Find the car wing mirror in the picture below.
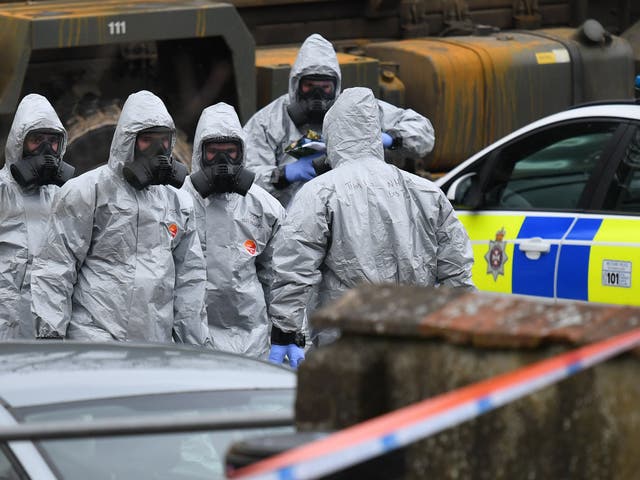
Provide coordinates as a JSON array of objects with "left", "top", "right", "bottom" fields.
[{"left": 446, "top": 172, "right": 481, "bottom": 208}]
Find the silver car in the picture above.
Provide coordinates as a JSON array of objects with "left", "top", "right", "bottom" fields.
[{"left": 0, "top": 341, "right": 295, "bottom": 479}]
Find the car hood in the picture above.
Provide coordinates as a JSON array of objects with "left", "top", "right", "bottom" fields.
[{"left": 0, "top": 342, "right": 295, "bottom": 407}]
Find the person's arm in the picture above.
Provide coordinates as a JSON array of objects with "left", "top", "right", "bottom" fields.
[
  {"left": 171, "top": 199, "right": 211, "bottom": 347},
  {"left": 255, "top": 201, "right": 286, "bottom": 306},
  {"left": 268, "top": 188, "right": 329, "bottom": 367},
  {"left": 31, "top": 181, "right": 94, "bottom": 338},
  {"left": 435, "top": 192, "right": 475, "bottom": 289},
  {"left": 378, "top": 99, "right": 435, "bottom": 158},
  {"left": 243, "top": 108, "right": 286, "bottom": 196},
  {"left": 182, "top": 179, "right": 207, "bottom": 256}
]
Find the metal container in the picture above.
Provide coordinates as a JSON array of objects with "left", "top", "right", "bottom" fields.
[
  {"left": 378, "top": 64, "right": 406, "bottom": 108},
  {"left": 535, "top": 27, "right": 635, "bottom": 103},
  {"left": 365, "top": 29, "right": 634, "bottom": 172}
]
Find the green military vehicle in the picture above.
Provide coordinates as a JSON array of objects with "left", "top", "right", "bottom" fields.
[
  {"left": 0, "top": 0, "right": 638, "bottom": 174},
  {"left": 0, "top": 0, "right": 255, "bottom": 173}
]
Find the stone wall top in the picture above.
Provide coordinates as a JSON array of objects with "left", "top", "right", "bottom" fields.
[{"left": 311, "top": 285, "right": 640, "bottom": 350}]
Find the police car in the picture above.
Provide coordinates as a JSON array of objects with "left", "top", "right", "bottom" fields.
[{"left": 436, "top": 101, "right": 640, "bottom": 306}]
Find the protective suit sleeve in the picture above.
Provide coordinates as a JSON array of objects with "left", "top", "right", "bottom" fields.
[
  {"left": 171, "top": 204, "right": 212, "bottom": 347},
  {"left": 256, "top": 204, "right": 285, "bottom": 306},
  {"left": 268, "top": 188, "right": 329, "bottom": 333},
  {"left": 31, "top": 183, "right": 94, "bottom": 338},
  {"left": 434, "top": 192, "right": 476, "bottom": 289},
  {"left": 243, "top": 111, "right": 283, "bottom": 196},
  {"left": 192, "top": 188, "right": 208, "bottom": 257},
  {"left": 377, "top": 99, "right": 435, "bottom": 158}
]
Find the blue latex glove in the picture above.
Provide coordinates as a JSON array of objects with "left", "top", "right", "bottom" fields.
[
  {"left": 284, "top": 154, "right": 322, "bottom": 183},
  {"left": 382, "top": 132, "right": 394, "bottom": 149},
  {"left": 268, "top": 344, "right": 305, "bottom": 369}
]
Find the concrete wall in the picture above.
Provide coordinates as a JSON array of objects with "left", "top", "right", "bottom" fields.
[{"left": 296, "top": 285, "right": 640, "bottom": 479}]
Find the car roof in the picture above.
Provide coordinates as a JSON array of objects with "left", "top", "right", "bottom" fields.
[
  {"left": 436, "top": 103, "right": 640, "bottom": 186},
  {"left": 0, "top": 341, "right": 295, "bottom": 408}
]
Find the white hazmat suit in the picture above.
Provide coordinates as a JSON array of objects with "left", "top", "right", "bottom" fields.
[
  {"left": 243, "top": 33, "right": 435, "bottom": 207},
  {"left": 268, "top": 87, "right": 474, "bottom": 341},
  {"left": 183, "top": 103, "right": 285, "bottom": 358},
  {"left": 31, "top": 91, "right": 210, "bottom": 345},
  {"left": 0, "top": 94, "right": 67, "bottom": 339}
]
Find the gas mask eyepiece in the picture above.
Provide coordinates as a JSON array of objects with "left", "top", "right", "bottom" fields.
[
  {"left": 11, "top": 129, "right": 74, "bottom": 188},
  {"left": 190, "top": 138, "right": 254, "bottom": 198},
  {"left": 123, "top": 127, "right": 187, "bottom": 190}
]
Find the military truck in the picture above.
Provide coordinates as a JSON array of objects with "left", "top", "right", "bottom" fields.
[{"left": 0, "top": 0, "right": 638, "bottom": 174}]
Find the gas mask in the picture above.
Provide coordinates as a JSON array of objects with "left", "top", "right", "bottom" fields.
[
  {"left": 287, "top": 75, "right": 337, "bottom": 129},
  {"left": 190, "top": 140, "right": 255, "bottom": 198},
  {"left": 123, "top": 128, "right": 187, "bottom": 190},
  {"left": 11, "top": 131, "right": 74, "bottom": 188}
]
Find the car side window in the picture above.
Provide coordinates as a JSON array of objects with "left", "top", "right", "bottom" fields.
[
  {"left": 0, "top": 446, "right": 24, "bottom": 480},
  {"left": 603, "top": 127, "right": 640, "bottom": 213},
  {"left": 482, "top": 122, "right": 619, "bottom": 210}
]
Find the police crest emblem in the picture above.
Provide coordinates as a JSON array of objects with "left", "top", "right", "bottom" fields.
[{"left": 484, "top": 227, "right": 508, "bottom": 281}]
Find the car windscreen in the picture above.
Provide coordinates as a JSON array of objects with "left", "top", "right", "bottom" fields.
[{"left": 13, "top": 389, "right": 294, "bottom": 480}]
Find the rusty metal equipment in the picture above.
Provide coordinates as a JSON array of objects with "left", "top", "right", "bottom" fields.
[
  {"left": 0, "top": 0, "right": 639, "bottom": 175},
  {"left": 0, "top": 0, "right": 255, "bottom": 173},
  {"left": 364, "top": 27, "right": 634, "bottom": 171},
  {"left": 378, "top": 62, "right": 406, "bottom": 108}
]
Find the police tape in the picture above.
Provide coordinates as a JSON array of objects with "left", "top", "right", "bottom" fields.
[{"left": 229, "top": 327, "right": 640, "bottom": 480}]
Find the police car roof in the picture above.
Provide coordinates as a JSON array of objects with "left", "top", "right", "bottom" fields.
[{"left": 437, "top": 103, "right": 640, "bottom": 186}]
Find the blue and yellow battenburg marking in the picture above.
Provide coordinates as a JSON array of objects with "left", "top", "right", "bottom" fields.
[
  {"left": 457, "top": 212, "right": 525, "bottom": 294},
  {"left": 457, "top": 212, "right": 640, "bottom": 306},
  {"left": 589, "top": 217, "right": 640, "bottom": 305}
]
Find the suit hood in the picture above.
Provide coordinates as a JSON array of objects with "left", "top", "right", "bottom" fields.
[
  {"left": 191, "top": 102, "right": 245, "bottom": 174},
  {"left": 108, "top": 90, "right": 175, "bottom": 172},
  {"left": 288, "top": 34, "right": 342, "bottom": 105},
  {"left": 323, "top": 87, "right": 383, "bottom": 168},
  {"left": 3, "top": 94, "right": 67, "bottom": 170}
]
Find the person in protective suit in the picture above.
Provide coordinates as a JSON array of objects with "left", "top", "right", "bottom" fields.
[
  {"left": 31, "top": 90, "right": 210, "bottom": 345},
  {"left": 243, "top": 33, "right": 435, "bottom": 207},
  {"left": 0, "top": 94, "right": 74, "bottom": 339},
  {"left": 183, "top": 103, "right": 285, "bottom": 359},
  {"left": 267, "top": 87, "right": 474, "bottom": 361}
]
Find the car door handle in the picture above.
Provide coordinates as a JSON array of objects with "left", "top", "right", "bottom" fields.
[{"left": 519, "top": 237, "right": 551, "bottom": 260}]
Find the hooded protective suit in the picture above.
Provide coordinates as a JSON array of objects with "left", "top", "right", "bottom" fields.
[
  {"left": 31, "top": 90, "right": 210, "bottom": 345},
  {"left": 243, "top": 33, "right": 435, "bottom": 206},
  {"left": 0, "top": 94, "right": 67, "bottom": 339},
  {"left": 268, "top": 87, "right": 474, "bottom": 337},
  {"left": 183, "top": 103, "right": 284, "bottom": 358}
]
